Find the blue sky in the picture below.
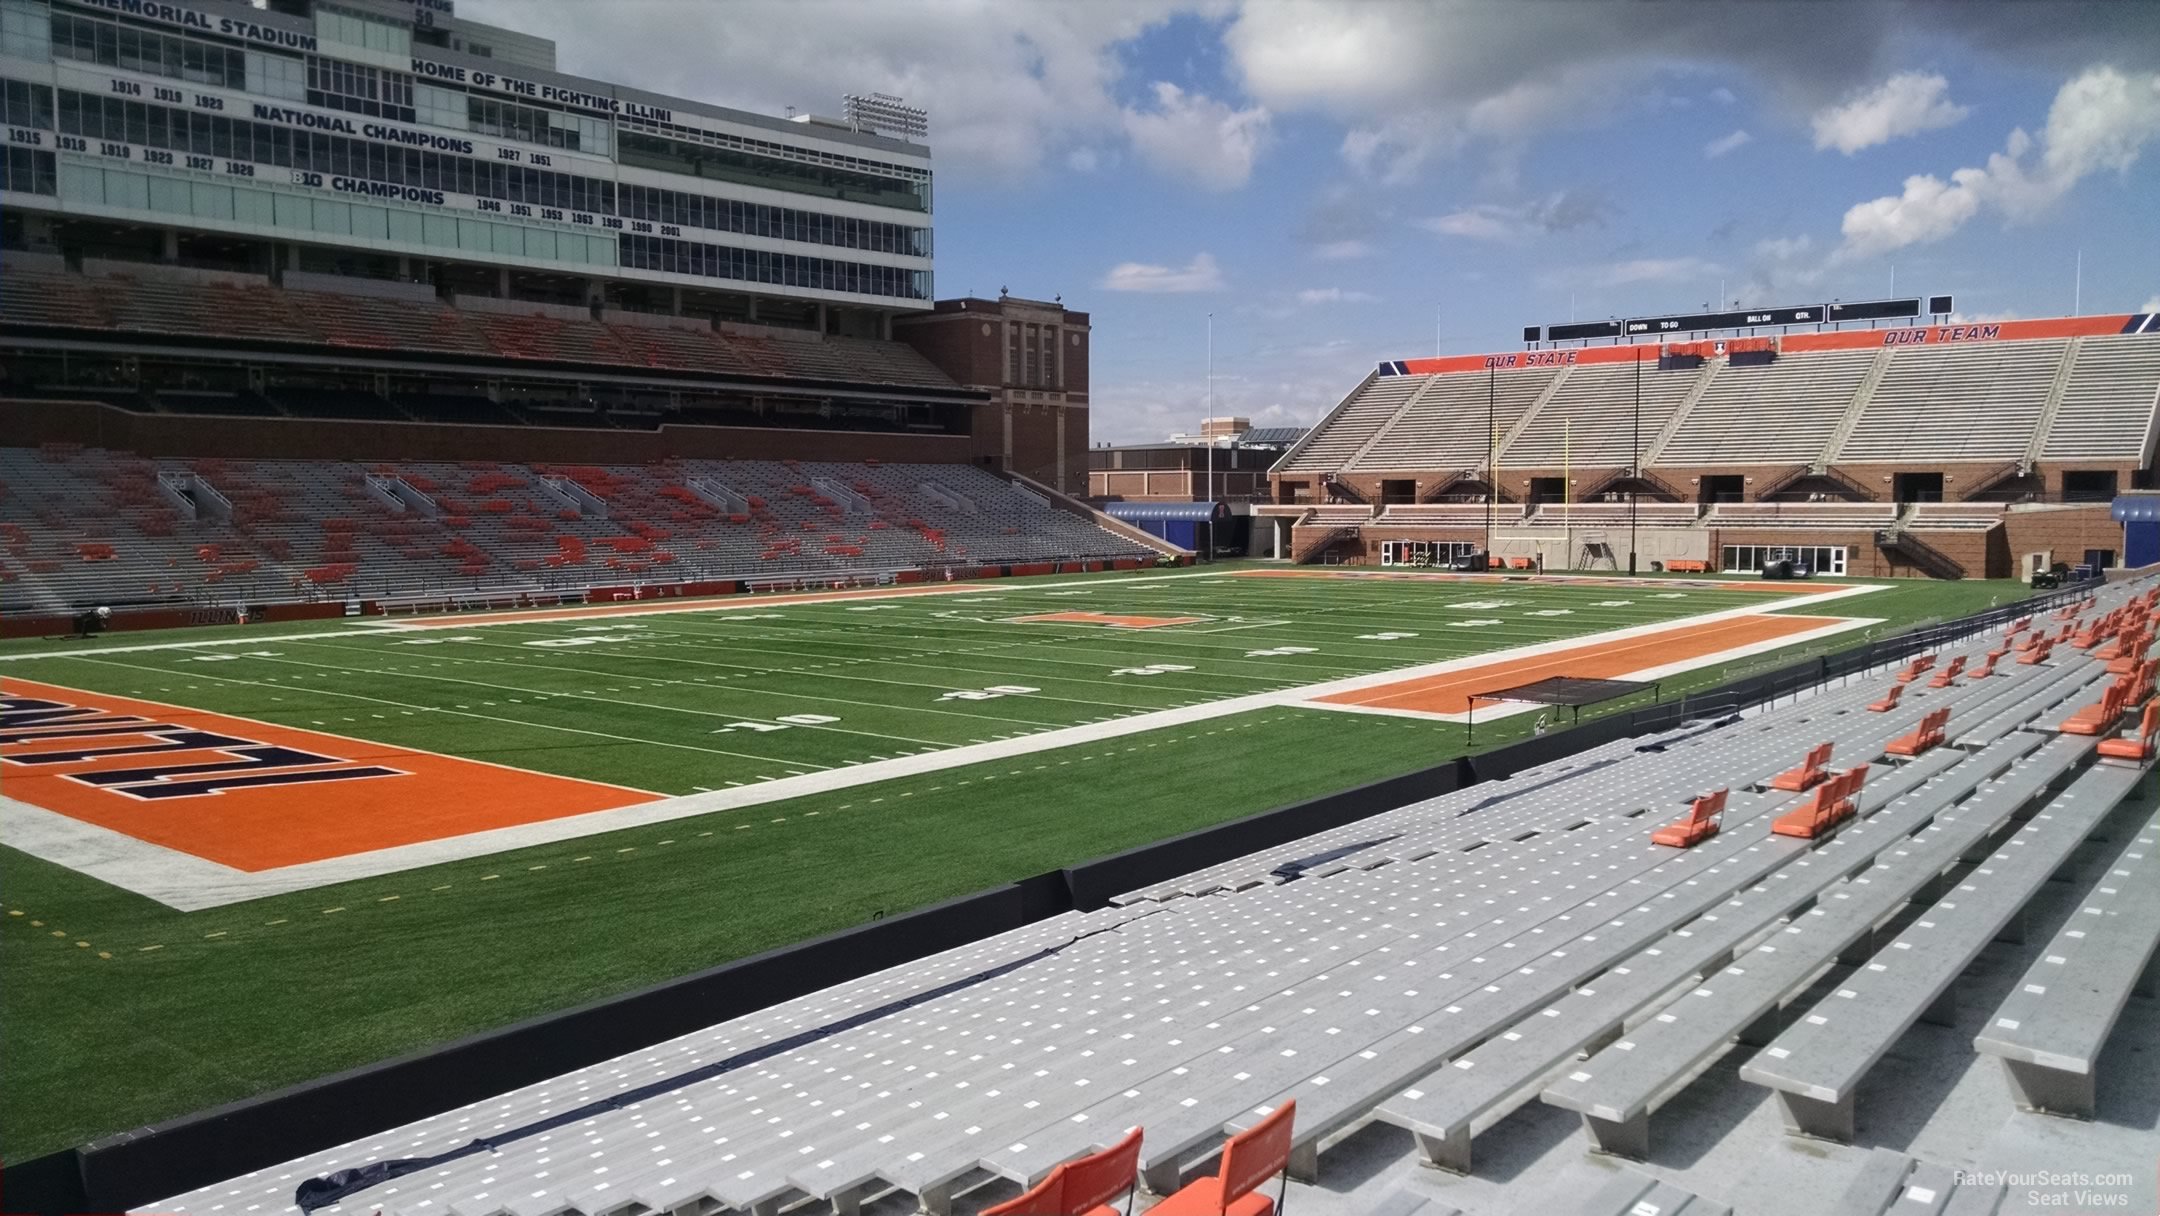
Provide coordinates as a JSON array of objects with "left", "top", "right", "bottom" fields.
[{"left": 467, "top": 1, "right": 2160, "bottom": 443}]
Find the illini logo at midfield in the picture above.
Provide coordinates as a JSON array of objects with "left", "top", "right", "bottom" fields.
[{"left": 0, "top": 695, "right": 407, "bottom": 800}]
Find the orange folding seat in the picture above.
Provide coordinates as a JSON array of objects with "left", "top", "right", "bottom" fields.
[
  {"left": 1894, "top": 654, "right": 1937, "bottom": 684},
  {"left": 2017, "top": 640, "right": 2053, "bottom": 666},
  {"left": 1144, "top": 1102, "right": 1294, "bottom": 1216},
  {"left": 1866, "top": 682, "right": 1905, "bottom": 714},
  {"left": 2098, "top": 703, "right": 2160, "bottom": 763},
  {"left": 1926, "top": 656, "right": 1967, "bottom": 689},
  {"left": 1886, "top": 708, "right": 1952, "bottom": 757},
  {"left": 2059, "top": 684, "right": 2127, "bottom": 736},
  {"left": 1653, "top": 788, "right": 1728, "bottom": 847},
  {"left": 1772, "top": 765, "right": 1868, "bottom": 839},
  {"left": 1769, "top": 743, "right": 1833, "bottom": 792},
  {"left": 985, "top": 1128, "right": 1144, "bottom": 1216}
]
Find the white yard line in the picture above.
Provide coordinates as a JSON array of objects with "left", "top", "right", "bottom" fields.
[{"left": 2, "top": 587, "right": 1883, "bottom": 910}]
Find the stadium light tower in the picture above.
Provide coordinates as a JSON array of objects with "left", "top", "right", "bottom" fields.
[{"left": 842, "top": 93, "right": 928, "bottom": 141}]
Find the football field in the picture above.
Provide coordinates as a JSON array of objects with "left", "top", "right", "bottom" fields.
[{"left": 0, "top": 566, "right": 2023, "bottom": 1158}]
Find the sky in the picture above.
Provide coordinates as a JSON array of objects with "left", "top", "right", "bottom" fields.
[{"left": 461, "top": 0, "right": 2160, "bottom": 444}]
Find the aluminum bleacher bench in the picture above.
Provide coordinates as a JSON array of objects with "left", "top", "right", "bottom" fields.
[
  {"left": 1834, "top": 1147, "right": 2006, "bottom": 1216},
  {"left": 972, "top": 784, "right": 1825, "bottom": 1200},
  {"left": 1366, "top": 1191, "right": 1458, "bottom": 1216},
  {"left": 1372, "top": 743, "right": 1996, "bottom": 1173},
  {"left": 1736, "top": 753, "right": 2138, "bottom": 1142},
  {"left": 1221, "top": 732, "right": 2011, "bottom": 1182},
  {"left": 1203, "top": 800, "right": 1815, "bottom": 1187},
  {"left": 831, "top": 805, "right": 1689, "bottom": 1210},
  {"left": 1972, "top": 805, "right": 2160, "bottom": 1118},
  {"left": 1539, "top": 735, "right": 2092, "bottom": 1159},
  {"left": 1544, "top": 1167, "right": 1729, "bottom": 1216}
]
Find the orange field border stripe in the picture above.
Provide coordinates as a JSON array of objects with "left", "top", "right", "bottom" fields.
[
  {"left": 1317, "top": 613, "right": 1844, "bottom": 715},
  {"left": 0, "top": 678, "right": 657, "bottom": 871}
]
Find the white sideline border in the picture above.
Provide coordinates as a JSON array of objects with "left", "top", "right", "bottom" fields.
[{"left": 0, "top": 582, "right": 1884, "bottom": 911}]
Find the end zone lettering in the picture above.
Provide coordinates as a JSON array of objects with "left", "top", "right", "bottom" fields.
[{"left": 0, "top": 695, "right": 406, "bottom": 800}]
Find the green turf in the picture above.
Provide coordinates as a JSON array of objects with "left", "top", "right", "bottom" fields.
[{"left": 0, "top": 568, "right": 2032, "bottom": 1158}]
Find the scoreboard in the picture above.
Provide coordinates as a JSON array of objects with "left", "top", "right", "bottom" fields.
[{"left": 1525, "top": 297, "right": 1952, "bottom": 343}]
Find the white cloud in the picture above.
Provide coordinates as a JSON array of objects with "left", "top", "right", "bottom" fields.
[
  {"left": 1423, "top": 206, "right": 1518, "bottom": 241},
  {"left": 1295, "top": 288, "right": 1377, "bottom": 305},
  {"left": 1710, "top": 86, "right": 1737, "bottom": 106},
  {"left": 1837, "top": 171, "right": 1986, "bottom": 256},
  {"left": 1099, "top": 253, "right": 1226, "bottom": 293},
  {"left": 2143, "top": 295, "right": 2160, "bottom": 313},
  {"left": 1596, "top": 257, "right": 1721, "bottom": 287},
  {"left": 1122, "top": 83, "right": 1273, "bottom": 190},
  {"left": 1703, "top": 128, "right": 1753, "bottom": 158},
  {"left": 1066, "top": 147, "right": 1101, "bottom": 172},
  {"left": 1221, "top": 2, "right": 2159, "bottom": 183},
  {"left": 1811, "top": 72, "right": 1970, "bottom": 154},
  {"left": 1419, "top": 190, "right": 1609, "bottom": 242},
  {"left": 1555, "top": 257, "right": 1723, "bottom": 290},
  {"left": 1313, "top": 240, "right": 1375, "bottom": 260},
  {"left": 1837, "top": 66, "right": 2160, "bottom": 259},
  {"left": 1754, "top": 234, "right": 1814, "bottom": 260},
  {"left": 455, "top": 0, "right": 1187, "bottom": 182},
  {"left": 1949, "top": 310, "right": 2022, "bottom": 323}
]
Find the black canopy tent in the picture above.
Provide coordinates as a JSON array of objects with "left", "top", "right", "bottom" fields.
[{"left": 1466, "top": 675, "right": 1661, "bottom": 741}]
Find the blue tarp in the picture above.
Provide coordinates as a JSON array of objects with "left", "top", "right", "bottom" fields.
[{"left": 1104, "top": 501, "right": 1224, "bottom": 522}]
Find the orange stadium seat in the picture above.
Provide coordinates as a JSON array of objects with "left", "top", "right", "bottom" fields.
[
  {"left": 1866, "top": 683, "right": 1905, "bottom": 713},
  {"left": 2098, "top": 703, "right": 2160, "bottom": 763},
  {"left": 1772, "top": 765, "right": 1869, "bottom": 839},
  {"left": 1768, "top": 743, "right": 1833, "bottom": 792},
  {"left": 1652, "top": 789, "right": 1727, "bottom": 848},
  {"left": 2061, "top": 684, "right": 2129, "bottom": 736},
  {"left": 983, "top": 1128, "right": 1143, "bottom": 1216},
  {"left": 1143, "top": 1102, "right": 1294, "bottom": 1216},
  {"left": 1886, "top": 708, "right": 1952, "bottom": 757},
  {"left": 1926, "top": 656, "right": 1967, "bottom": 688},
  {"left": 1893, "top": 654, "right": 1937, "bottom": 684}
]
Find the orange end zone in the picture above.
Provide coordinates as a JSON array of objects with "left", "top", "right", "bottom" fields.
[
  {"left": 1317, "top": 613, "right": 1844, "bottom": 715},
  {"left": 1, "top": 678, "right": 657, "bottom": 871},
  {"left": 1007, "top": 611, "right": 1207, "bottom": 628}
]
